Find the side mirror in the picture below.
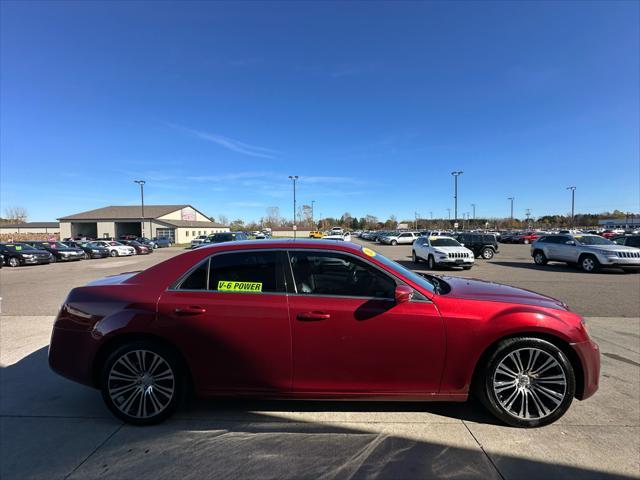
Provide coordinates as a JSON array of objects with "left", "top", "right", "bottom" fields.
[
  {"left": 460, "top": 243, "right": 465, "bottom": 247},
  {"left": 395, "top": 285, "right": 414, "bottom": 304}
]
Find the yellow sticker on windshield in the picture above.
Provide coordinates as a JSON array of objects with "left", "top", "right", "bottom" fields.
[
  {"left": 217, "top": 281, "right": 263, "bottom": 292},
  {"left": 429, "top": 237, "right": 437, "bottom": 240},
  {"left": 362, "top": 247, "right": 376, "bottom": 257},
  {"left": 15, "top": 246, "right": 22, "bottom": 250}
]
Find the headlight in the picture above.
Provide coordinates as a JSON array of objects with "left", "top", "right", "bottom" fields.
[
  {"left": 92, "top": 249, "right": 100, "bottom": 253},
  {"left": 22, "top": 254, "right": 35, "bottom": 259},
  {"left": 598, "top": 250, "right": 617, "bottom": 256}
]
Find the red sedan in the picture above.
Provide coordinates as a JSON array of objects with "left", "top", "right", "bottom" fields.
[{"left": 49, "top": 240, "right": 599, "bottom": 427}]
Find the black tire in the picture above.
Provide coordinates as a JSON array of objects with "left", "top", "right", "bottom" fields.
[
  {"left": 533, "top": 250, "right": 547, "bottom": 265},
  {"left": 477, "top": 337, "right": 575, "bottom": 428},
  {"left": 427, "top": 255, "right": 435, "bottom": 270},
  {"left": 8, "top": 257, "right": 20, "bottom": 267},
  {"left": 84, "top": 252, "right": 91, "bottom": 260},
  {"left": 49, "top": 255, "right": 57, "bottom": 264},
  {"left": 579, "top": 254, "right": 600, "bottom": 273},
  {"left": 412, "top": 250, "right": 420, "bottom": 263},
  {"left": 100, "top": 341, "right": 184, "bottom": 425},
  {"left": 391, "top": 240, "right": 397, "bottom": 246},
  {"left": 481, "top": 248, "right": 495, "bottom": 260},
  {"left": 462, "top": 266, "right": 472, "bottom": 270},
  {"left": 110, "top": 249, "right": 118, "bottom": 257}
]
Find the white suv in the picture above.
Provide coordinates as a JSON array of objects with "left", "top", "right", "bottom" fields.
[
  {"left": 412, "top": 236, "right": 474, "bottom": 270},
  {"left": 380, "top": 231, "right": 419, "bottom": 245}
]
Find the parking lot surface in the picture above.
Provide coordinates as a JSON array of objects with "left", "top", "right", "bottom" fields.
[{"left": 1, "top": 243, "right": 639, "bottom": 479}]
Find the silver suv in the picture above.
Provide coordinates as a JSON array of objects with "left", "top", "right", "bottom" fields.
[{"left": 531, "top": 234, "right": 640, "bottom": 273}]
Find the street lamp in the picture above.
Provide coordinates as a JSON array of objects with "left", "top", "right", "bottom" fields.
[
  {"left": 311, "top": 200, "right": 315, "bottom": 227},
  {"left": 567, "top": 186, "right": 576, "bottom": 227},
  {"left": 134, "top": 180, "right": 146, "bottom": 238},
  {"left": 451, "top": 171, "right": 463, "bottom": 225},
  {"left": 471, "top": 203, "right": 476, "bottom": 220},
  {"left": 508, "top": 197, "right": 514, "bottom": 226},
  {"left": 288, "top": 176, "right": 299, "bottom": 238},
  {"left": 447, "top": 208, "right": 451, "bottom": 220}
]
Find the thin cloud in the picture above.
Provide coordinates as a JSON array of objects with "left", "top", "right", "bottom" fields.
[{"left": 170, "top": 124, "right": 280, "bottom": 159}]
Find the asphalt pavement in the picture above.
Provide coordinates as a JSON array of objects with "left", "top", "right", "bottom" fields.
[{"left": 0, "top": 242, "right": 639, "bottom": 479}]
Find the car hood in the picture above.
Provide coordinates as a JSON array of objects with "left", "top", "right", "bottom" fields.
[
  {"left": 580, "top": 244, "right": 636, "bottom": 252},
  {"left": 433, "top": 246, "right": 472, "bottom": 253},
  {"left": 441, "top": 276, "right": 568, "bottom": 311}
]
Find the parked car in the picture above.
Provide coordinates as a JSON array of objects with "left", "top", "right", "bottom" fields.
[
  {"left": 135, "top": 237, "right": 157, "bottom": 249},
  {"left": 190, "top": 235, "right": 209, "bottom": 249},
  {"left": 120, "top": 240, "right": 152, "bottom": 255},
  {"left": 119, "top": 235, "right": 139, "bottom": 241},
  {"left": 0, "top": 242, "right": 52, "bottom": 267},
  {"left": 380, "top": 231, "right": 419, "bottom": 245},
  {"left": 453, "top": 233, "right": 499, "bottom": 259},
  {"left": 24, "top": 241, "right": 85, "bottom": 262},
  {"left": 64, "top": 241, "right": 110, "bottom": 259},
  {"left": 322, "top": 232, "right": 352, "bottom": 242},
  {"left": 151, "top": 237, "right": 173, "bottom": 248},
  {"left": 612, "top": 235, "right": 640, "bottom": 248},
  {"left": 531, "top": 234, "right": 640, "bottom": 272},
  {"left": 49, "top": 239, "right": 599, "bottom": 427},
  {"left": 195, "top": 232, "right": 249, "bottom": 248},
  {"left": 308, "top": 231, "right": 324, "bottom": 239},
  {"left": 330, "top": 227, "right": 343, "bottom": 235},
  {"left": 88, "top": 240, "right": 136, "bottom": 257},
  {"left": 600, "top": 230, "right": 623, "bottom": 239},
  {"left": 412, "top": 236, "right": 474, "bottom": 270},
  {"left": 518, "top": 231, "right": 543, "bottom": 245},
  {"left": 0, "top": 253, "right": 3, "bottom": 268}
]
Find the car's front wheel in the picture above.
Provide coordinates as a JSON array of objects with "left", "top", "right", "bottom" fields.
[
  {"left": 412, "top": 250, "right": 420, "bottom": 263},
  {"left": 110, "top": 250, "right": 118, "bottom": 257},
  {"left": 8, "top": 257, "right": 20, "bottom": 267},
  {"left": 579, "top": 255, "right": 600, "bottom": 273},
  {"left": 478, "top": 337, "right": 575, "bottom": 427},
  {"left": 427, "top": 255, "right": 435, "bottom": 270},
  {"left": 101, "top": 342, "right": 183, "bottom": 425},
  {"left": 391, "top": 240, "right": 397, "bottom": 246}
]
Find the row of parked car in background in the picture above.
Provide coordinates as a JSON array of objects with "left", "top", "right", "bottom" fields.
[
  {"left": 0, "top": 236, "right": 173, "bottom": 268},
  {"left": 355, "top": 228, "right": 640, "bottom": 273}
]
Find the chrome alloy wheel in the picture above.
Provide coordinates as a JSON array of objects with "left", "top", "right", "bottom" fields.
[
  {"left": 492, "top": 348, "right": 567, "bottom": 420},
  {"left": 107, "top": 350, "right": 175, "bottom": 420},
  {"left": 582, "top": 257, "right": 596, "bottom": 272}
]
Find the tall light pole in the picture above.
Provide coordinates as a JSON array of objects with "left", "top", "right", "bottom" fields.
[
  {"left": 134, "top": 180, "right": 146, "bottom": 238},
  {"left": 451, "top": 171, "right": 463, "bottom": 225},
  {"left": 471, "top": 203, "right": 476, "bottom": 220},
  {"left": 508, "top": 197, "right": 514, "bottom": 226},
  {"left": 567, "top": 186, "right": 576, "bottom": 227},
  {"left": 288, "top": 176, "right": 298, "bottom": 238},
  {"left": 447, "top": 208, "right": 451, "bottom": 220},
  {"left": 311, "top": 200, "right": 315, "bottom": 227},
  {"left": 414, "top": 211, "right": 418, "bottom": 230}
]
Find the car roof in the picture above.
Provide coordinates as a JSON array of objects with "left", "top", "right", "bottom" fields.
[{"left": 196, "top": 238, "right": 363, "bottom": 253}]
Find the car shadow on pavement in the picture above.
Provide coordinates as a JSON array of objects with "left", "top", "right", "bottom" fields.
[
  {"left": 2, "top": 350, "right": 637, "bottom": 479},
  {"left": 490, "top": 261, "right": 629, "bottom": 275}
]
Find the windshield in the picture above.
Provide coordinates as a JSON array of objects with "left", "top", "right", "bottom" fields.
[
  {"left": 2, "top": 243, "right": 38, "bottom": 252},
  {"left": 108, "top": 241, "right": 122, "bottom": 246},
  {"left": 575, "top": 235, "right": 613, "bottom": 246},
  {"left": 431, "top": 238, "right": 461, "bottom": 247},
  {"left": 54, "top": 242, "right": 69, "bottom": 249},
  {"left": 365, "top": 248, "right": 435, "bottom": 294}
]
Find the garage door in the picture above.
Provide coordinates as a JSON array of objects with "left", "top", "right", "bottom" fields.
[{"left": 156, "top": 228, "right": 175, "bottom": 242}]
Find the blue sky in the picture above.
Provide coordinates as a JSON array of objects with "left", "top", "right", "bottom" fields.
[{"left": 1, "top": 0, "right": 638, "bottom": 223}]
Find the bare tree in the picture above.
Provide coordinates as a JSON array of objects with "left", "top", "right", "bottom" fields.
[
  {"left": 264, "top": 206, "right": 281, "bottom": 227},
  {"left": 4, "top": 206, "right": 28, "bottom": 223},
  {"left": 217, "top": 214, "right": 229, "bottom": 226}
]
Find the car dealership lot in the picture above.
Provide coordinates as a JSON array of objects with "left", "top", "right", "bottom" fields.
[{"left": 1, "top": 243, "right": 639, "bottom": 479}]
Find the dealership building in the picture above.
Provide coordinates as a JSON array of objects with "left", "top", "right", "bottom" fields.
[{"left": 58, "top": 205, "right": 228, "bottom": 243}]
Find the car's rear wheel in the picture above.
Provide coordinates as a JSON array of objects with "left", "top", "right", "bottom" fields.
[
  {"left": 524, "top": 239, "right": 530, "bottom": 244},
  {"left": 110, "top": 250, "right": 118, "bottom": 257},
  {"left": 8, "top": 257, "right": 20, "bottom": 267},
  {"left": 101, "top": 342, "right": 183, "bottom": 425},
  {"left": 533, "top": 250, "right": 547, "bottom": 265},
  {"left": 481, "top": 248, "right": 494, "bottom": 260},
  {"left": 391, "top": 240, "right": 397, "bottom": 246},
  {"left": 478, "top": 337, "right": 575, "bottom": 428},
  {"left": 427, "top": 255, "right": 435, "bottom": 270},
  {"left": 579, "top": 255, "right": 599, "bottom": 273}
]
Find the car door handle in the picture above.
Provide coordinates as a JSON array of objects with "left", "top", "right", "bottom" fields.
[
  {"left": 174, "top": 306, "right": 207, "bottom": 315},
  {"left": 297, "top": 311, "right": 331, "bottom": 321}
]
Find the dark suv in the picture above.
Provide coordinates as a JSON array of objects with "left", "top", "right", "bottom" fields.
[{"left": 454, "top": 233, "right": 499, "bottom": 259}]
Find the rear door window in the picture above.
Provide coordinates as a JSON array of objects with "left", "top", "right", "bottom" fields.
[{"left": 209, "top": 251, "right": 285, "bottom": 293}]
